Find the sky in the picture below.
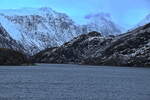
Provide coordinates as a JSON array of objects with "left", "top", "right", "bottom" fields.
[{"left": 0, "top": 0, "right": 150, "bottom": 29}]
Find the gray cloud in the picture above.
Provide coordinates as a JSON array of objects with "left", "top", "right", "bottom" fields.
[{"left": 85, "top": 13, "right": 111, "bottom": 19}]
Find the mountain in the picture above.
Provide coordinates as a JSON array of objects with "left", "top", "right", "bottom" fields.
[
  {"left": 0, "top": 8, "right": 122, "bottom": 55},
  {"left": 85, "top": 13, "right": 122, "bottom": 36},
  {"left": 0, "top": 8, "right": 86, "bottom": 55},
  {"left": 33, "top": 23, "right": 150, "bottom": 67},
  {"left": 32, "top": 31, "right": 114, "bottom": 64},
  {"left": 83, "top": 23, "right": 150, "bottom": 67}
]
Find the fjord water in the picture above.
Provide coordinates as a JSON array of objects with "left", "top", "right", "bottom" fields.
[{"left": 0, "top": 64, "right": 150, "bottom": 100}]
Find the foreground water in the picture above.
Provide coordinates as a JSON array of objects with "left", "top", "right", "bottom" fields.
[{"left": 0, "top": 64, "right": 150, "bottom": 100}]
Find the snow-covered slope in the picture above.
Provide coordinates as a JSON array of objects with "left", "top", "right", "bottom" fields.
[
  {"left": 0, "top": 23, "right": 25, "bottom": 52},
  {"left": 0, "top": 16, "right": 22, "bottom": 40},
  {"left": 85, "top": 13, "right": 122, "bottom": 36},
  {"left": 0, "top": 8, "right": 86, "bottom": 54},
  {"left": 0, "top": 8, "right": 122, "bottom": 55}
]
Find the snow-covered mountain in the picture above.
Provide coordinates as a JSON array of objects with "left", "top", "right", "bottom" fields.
[
  {"left": 33, "top": 23, "right": 150, "bottom": 67},
  {"left": 0, "top": 8, "right": 122, "bottom": 55},
  {"left": 85, "top": 13, "right": 122, "bottom": 36},
  {"left": 0, "top": 8, "right": 86, "bottom": 54}
]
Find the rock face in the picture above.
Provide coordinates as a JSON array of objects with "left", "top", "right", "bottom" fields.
[
  {"left": 0, "top": 48, "right": 30, "bottom": 65},
  {"left": 33, "top": 31, "right": 114, "bottom": 63},
  {"left": 0, "top": 8, "right": 122, "bottom": 55},
  {"left": 33, "top": 23, "right": 150, "bottom": 67}
]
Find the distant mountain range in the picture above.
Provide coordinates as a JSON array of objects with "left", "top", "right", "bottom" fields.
[
  {"left": 0, "top": 8, "right": 150, "bottom": 66},
  {"left": 0, "top": 7, "right": 122, "bottom": 55}
]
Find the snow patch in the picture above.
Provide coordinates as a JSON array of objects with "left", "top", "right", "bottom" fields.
[{"left": 0, "top": 16, "right": 22, "bottom": 40}]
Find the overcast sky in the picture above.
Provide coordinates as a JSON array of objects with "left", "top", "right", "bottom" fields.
[{"left": 0, "top": 0, "right": 150, "bottom": 29}]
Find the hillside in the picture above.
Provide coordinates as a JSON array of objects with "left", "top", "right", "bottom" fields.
[
  {"left": 0, "top": 48, "right": 30, "bottom": 65},
  {"left": 33, "top": 23, "right": 150, "bottom": 67}
]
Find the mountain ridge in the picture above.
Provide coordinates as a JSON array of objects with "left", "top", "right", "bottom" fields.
[
  {"left": 33, "top": 23, "right": 150, "bottom": 67},
  {"left": 0, "top": 7, "right": 122, "bottom": 55}
]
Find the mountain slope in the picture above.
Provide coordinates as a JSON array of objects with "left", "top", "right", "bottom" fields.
[
  {"left": 33, "top": 23, "right": 150, "bottom": 67},
  {"left": 0, "top": 48, "right": 30, "bottom": 65},
  {"left": 85, "top": 13, "right": 122, "bottom": 36},
  {"left": 0, "top": 8, "right": 87, "bottom": 54},
  {"left": 0, "top": 8, "right": 122, "bottom": 55},
  {"left": 32, "top": 31, "right": 114, "bottom": 63},
  {"left": 83, "top": 23, "right": 150, "bottom": 67},
  {"left": 0, "top": 23, "right": 30, "bottom": 65},
  {"left": 0, "top": 23, "right": 25, "bottom": 52}
]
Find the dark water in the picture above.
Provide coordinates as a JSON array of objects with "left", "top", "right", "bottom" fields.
[{"left": 0, "top": 64, "right": 150, "bottom": 100}]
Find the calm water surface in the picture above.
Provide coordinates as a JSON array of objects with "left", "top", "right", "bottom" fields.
[{"left": 0, "top": 64, "right": 150, "bottom": 100}]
